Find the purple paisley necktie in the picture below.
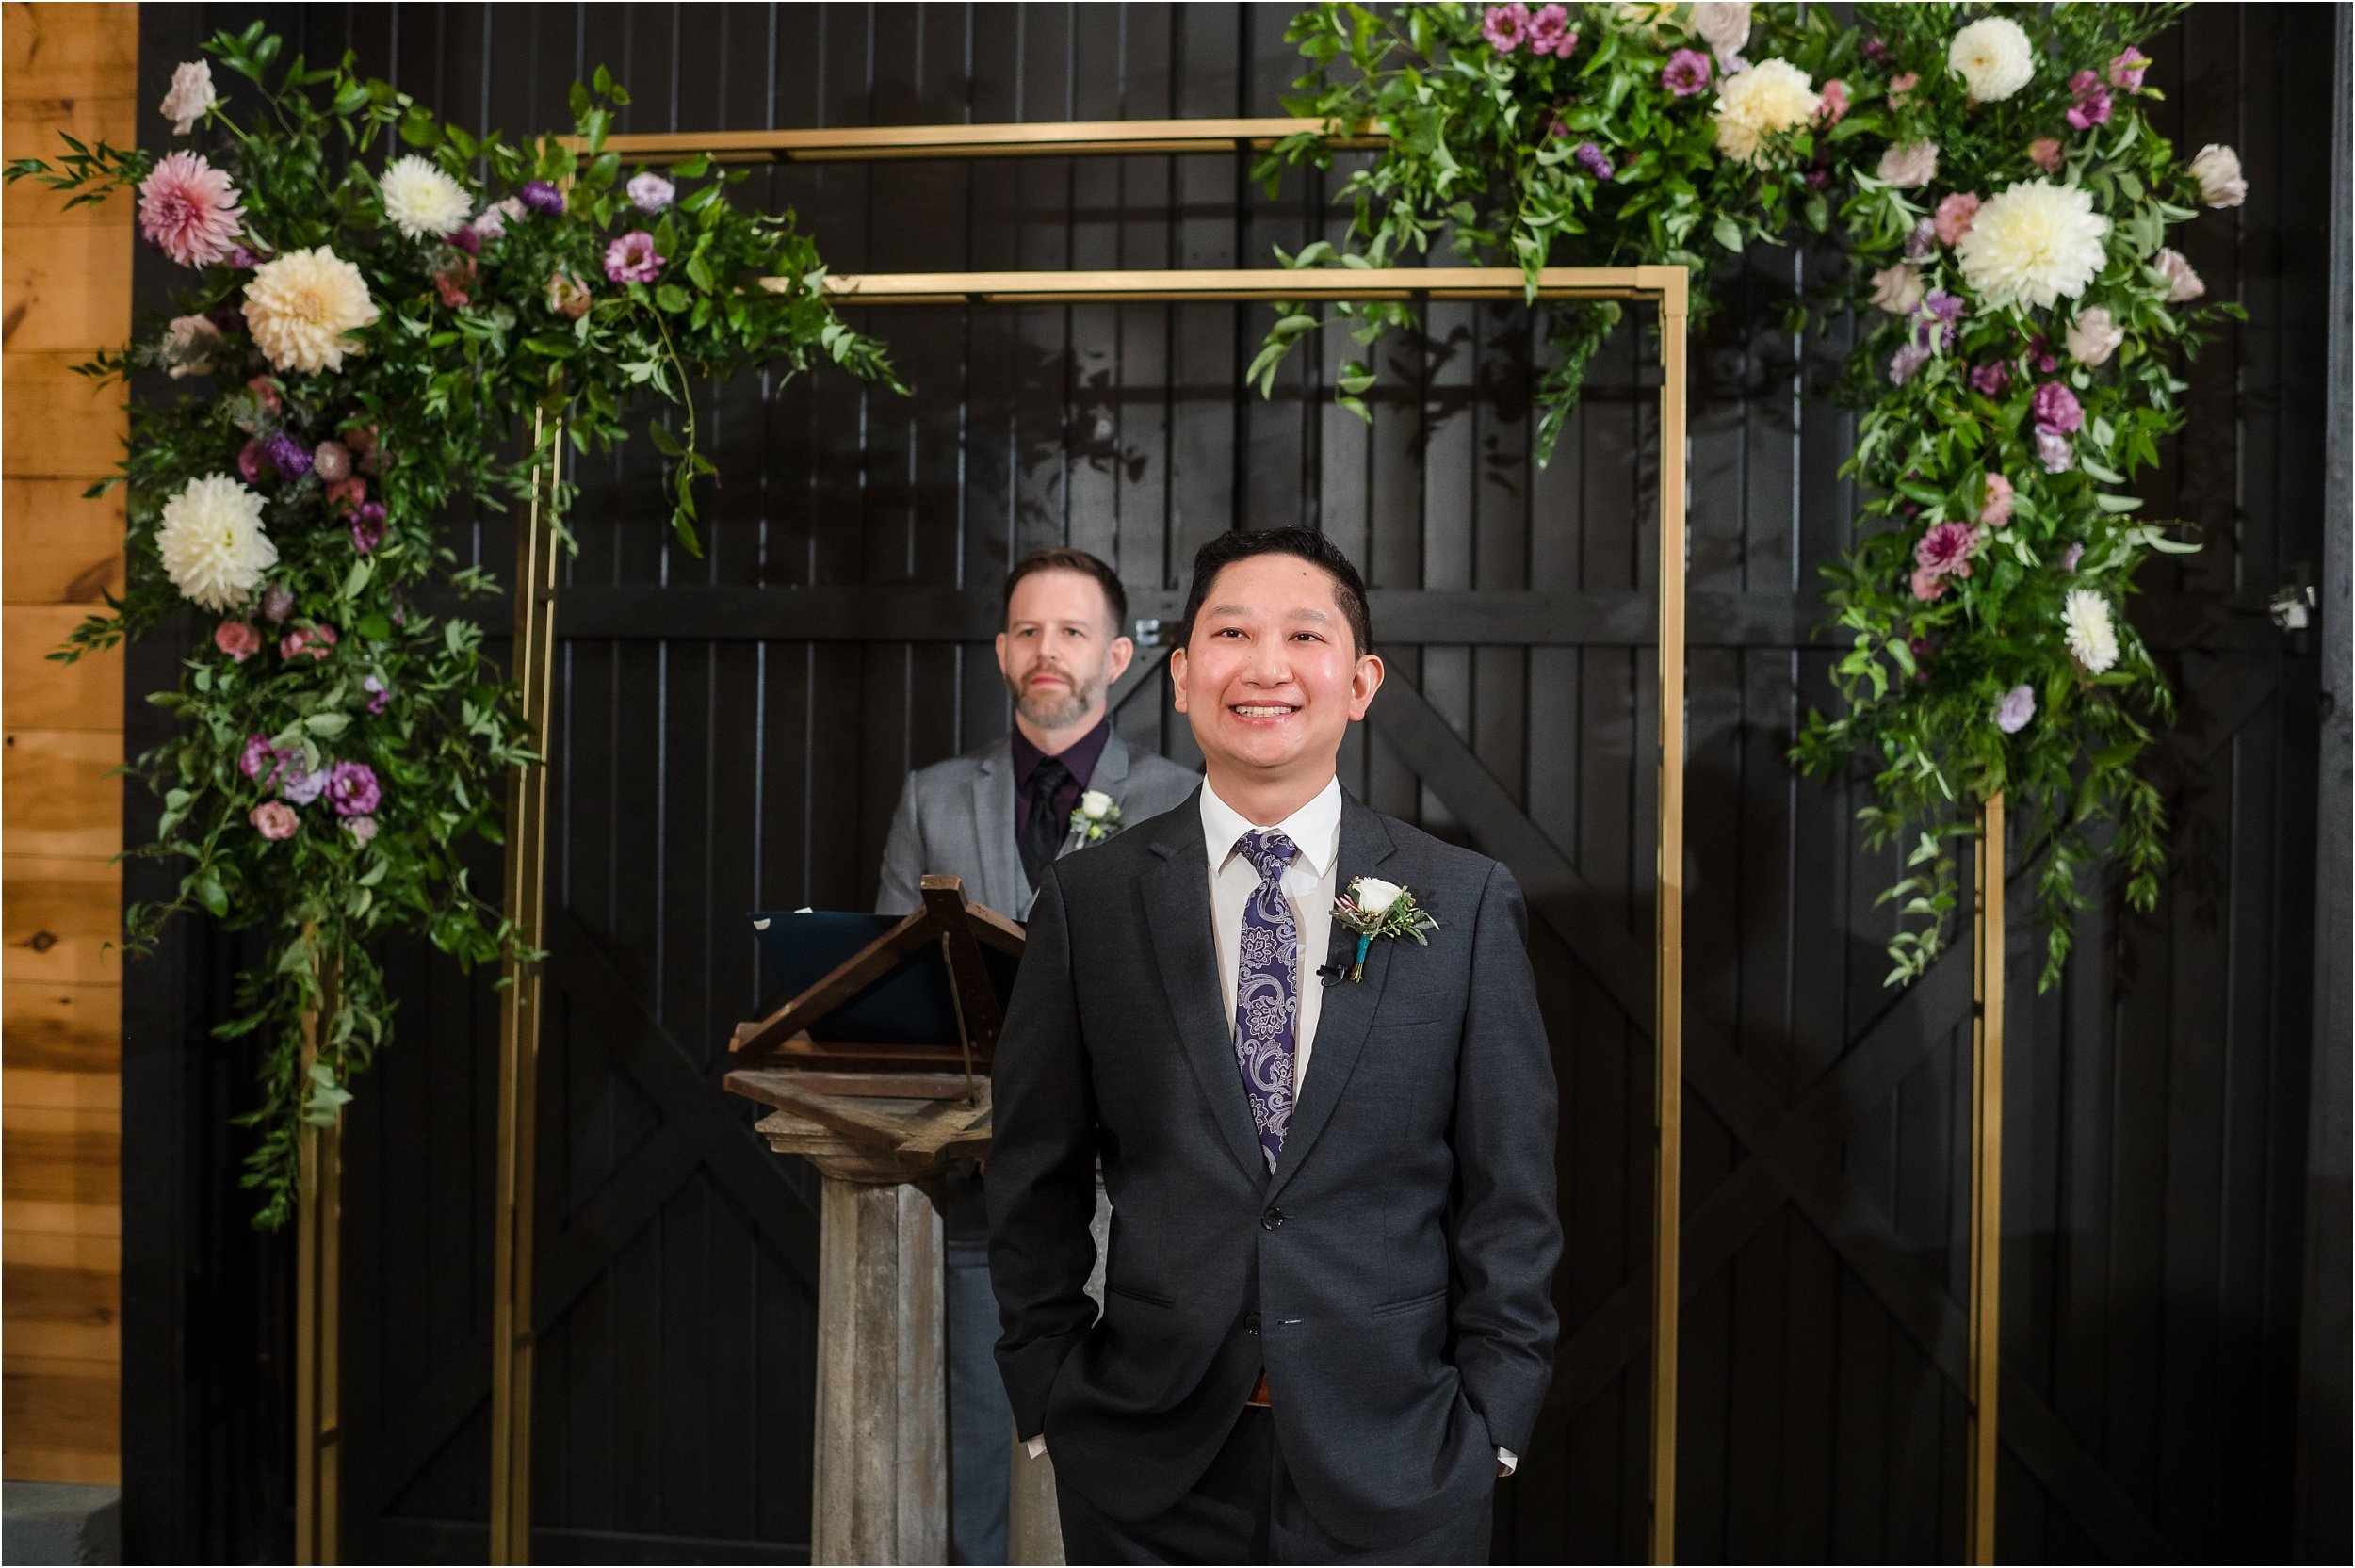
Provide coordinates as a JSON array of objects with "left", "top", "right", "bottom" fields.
[{"left": 1232, "top": 830, "right": 1301, "bottom": 1172}]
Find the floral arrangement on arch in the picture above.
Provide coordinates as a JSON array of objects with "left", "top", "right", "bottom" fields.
[
  {"left": 7, "top": 24, "right": 897, "bottom": 1223},
  {"left": 1254, "top": 2, "right": 2242, "bottom": 989}
]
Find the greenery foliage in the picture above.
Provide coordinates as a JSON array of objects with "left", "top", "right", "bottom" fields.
[
  {"left": 1255, "top": 1, "right": 2238, "bottom": 989},
  {"left": 7, "top": 24, "right": 896, "bottom": 1224}
]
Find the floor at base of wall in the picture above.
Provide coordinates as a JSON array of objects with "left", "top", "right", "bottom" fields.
[{"left": 3, "top": 1483, "right": 122, "bottom": 1566}]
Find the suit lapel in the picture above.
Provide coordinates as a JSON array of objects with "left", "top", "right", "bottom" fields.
[
  {"left": 1268, "top": 797, "right": 1399, "bottom": 1201},
  {"left": 969, "top": 740, "right": 1026, "bottom": 915},
  {"left": 1057, "top": 731, "right": 1132, "bottom": 859},
  {"left": 1141, "top": 804, "right": 1270, "bottom": 1188}
]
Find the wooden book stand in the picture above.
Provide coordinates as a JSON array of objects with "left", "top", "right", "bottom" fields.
[{"left": 723, "top": 873, "right": 1023, "bottom": 1177}]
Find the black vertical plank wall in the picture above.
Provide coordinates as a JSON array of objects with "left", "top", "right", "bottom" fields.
[{"left": 119, "top": 5, "right": 2337, "bottom": 1563}]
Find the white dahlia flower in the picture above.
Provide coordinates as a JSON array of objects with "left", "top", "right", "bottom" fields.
[
  {"left": 1956, "top": 179, "right": 2110, "bottom": 309},
  {"left": 2188, "top": 144, "right": 2247, "bottom": 208},
  {"left": 2062, "top": 588, "right": 2120, "bottom": 674},
  {"left": 243, "top": 247, "right": 381, "bottom": 373},
  {"left": 1713, "top": 58, "right": 1817, "bottom": 165},
  {"left": 380, "top": 154, "right": 473, "bottom": 240},
  {"left": 1947, "top": 16, "right": 2035, "bottom": 102},
  {"left": 156, "top": 475, "right": 277, "bottom": 610}
]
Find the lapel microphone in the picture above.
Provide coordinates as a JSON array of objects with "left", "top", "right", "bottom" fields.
[{"left": 1315, "top": 962, "right": 1345, "bottom": 987}]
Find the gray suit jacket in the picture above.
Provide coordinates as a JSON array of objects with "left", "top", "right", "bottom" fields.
[
  {"left": 874, "top": 729, "right": 1201, "bottom": 920},
  {"left": 985, "top": 789, "right": 1562, "bottom": 1546}
]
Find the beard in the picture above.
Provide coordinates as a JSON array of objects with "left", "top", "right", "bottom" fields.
[{"left": 1009, "top": 664, "right": 1102, "bottom": 730}]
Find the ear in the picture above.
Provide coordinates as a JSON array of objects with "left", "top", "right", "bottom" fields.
[
  {"left": 1346, "top": 652, "right": 1385, "bottom": 721},
  {"left": 1168, "top": 645, "right": 1191, "bottom": 714},
  {"left": 993, "top": 629, "right": 1011, "bottom": 675},
  {"left": 1106, "top": 634, "right": 1135, "bottom": 684}
]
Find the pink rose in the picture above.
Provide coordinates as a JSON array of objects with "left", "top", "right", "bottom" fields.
[
  {"left": 214, "top": 620, "right": 261, "bottom": 661},
  {"left": 250, "top": 800, "right": 299, "bottom": 840},
  {"left": 1933, "top": 192, "right": 1981, "bottom": 246},
  {"left": 1888, "top": 71, "right": 1919, "bottom": 106},
  {"left": 1910, "top": 566, "right": 1949, "bottom": 603},
  {"left": 2028, "top": 137, "right": 2064, "bottom": 174},
  {"left": 281, "top": 623, "right": 339, "bottom": 662},
  {"left": 1817, "top": 78, "right": 1849, "bottom": 124},
  {"left": 1979, "top": 473, "right": 2015, "bottom": 529}
]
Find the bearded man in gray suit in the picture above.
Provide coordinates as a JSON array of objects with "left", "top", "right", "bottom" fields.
[
  {"left": 875, "top": 546, "right": 1197, "bottom": 1562},
  {"left": 987, "top": 528, "right": 1562, "bottom": 1563}
]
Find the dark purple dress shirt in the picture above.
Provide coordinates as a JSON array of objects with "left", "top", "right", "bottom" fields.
[{"left": 1011, "top": 716, "right": 1111, "bottom": 838}]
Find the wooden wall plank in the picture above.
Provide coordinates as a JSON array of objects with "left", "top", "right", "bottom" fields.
[
  {"left": 1, "top": 351, "right": 124, "bottom": 476},
  {"left": 2, "top": 478, "right": 126, "bottom": 604},
  {"left": 3, "top": 729, "right": 124, "bottom": 857},
  {"left": 3, "top": 222, "right": 133, "bottom": 350},
  {"left": 1, "top": 606, "right": 120, "bottom": 730},
  {"left": 0, "top": 855, "right": 121, "bottom": 985},
  {"left": 2, "top": 3, "right": 138, "bottom": 97}
]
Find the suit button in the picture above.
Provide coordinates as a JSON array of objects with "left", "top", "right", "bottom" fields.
[
  {"left": 1244, "top": 1313, "right": 1262, "bottom": 1334},
  {"left": 1261, "top": 1208, "right": 1285, "bottom": 1230}
]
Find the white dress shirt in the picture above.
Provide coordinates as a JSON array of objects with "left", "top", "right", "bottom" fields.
[{"left": 1026, "top": 771, "right": 1514, "bottom": 1475}]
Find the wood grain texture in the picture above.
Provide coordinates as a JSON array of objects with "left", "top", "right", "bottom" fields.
[
  {"left": 3, "top": 221, "right": 132, "bottom": 350},
  {"left": 3, "top": 730, "right": 123, "bottom": 857},
  {"left": 2, "top": 1357, "right": 121, "bottom": 1483},
  {"left": 1, "top": 606, "right": 120, "bottom": 729},
  {"left": 3, "top": 92, "right": 136, "bottom": 232},
  {"left": 3, "top": 478, "right": 126, "bottom": 603}
]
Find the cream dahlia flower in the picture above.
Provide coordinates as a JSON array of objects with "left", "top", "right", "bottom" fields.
[
  {"left": 2188, "top": 143, "right": 2247, "bottom": 208},
  {"left": 1947, "top": 16, "right": 2035, "bottom": 102},
  {"left": 1713, "top": 59, "right": 1816, "bottom": 165},
  {"left": 156, "top": 475, "right": 277, "bottom": 610},
  {"left": 2062, "top": 588, "right": 2120, "bottom": 674},
  {"left": 1956, "top": 180, "right": 2110, "bottom": 309},
  {"left": 380, "top": 154, "right": 472, "bottom": 240},
  {"left": 243, "top": 247, "right": 380, "bottom": 373}
]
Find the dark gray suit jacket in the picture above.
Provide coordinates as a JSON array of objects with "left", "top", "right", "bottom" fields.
[
  {"left": 874, "top": 730, "right": 1200, "bottom": 920},
  {"left": 985, "top": 788, "right": 1562, "bottom": 1545}
]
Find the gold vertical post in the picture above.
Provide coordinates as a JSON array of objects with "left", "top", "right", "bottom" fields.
[
  {"left": 296, "top": 953, "right": 343, "bottom": 1565},
  {"left": 1966, "top": 792, "right": 2006, "bottom": 1563},
  {"left": 490, "top": 417, "right": 563, "bottom": 1565},
  {"left": 1646, "top": 266, "right": 1689, "bottom": 1568}
]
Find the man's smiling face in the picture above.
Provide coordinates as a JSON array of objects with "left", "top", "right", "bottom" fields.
[{"left": 1171, "top": 552, "right": 1381, "bottom": 787}]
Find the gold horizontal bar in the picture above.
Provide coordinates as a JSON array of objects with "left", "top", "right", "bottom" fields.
[
  {"left": 582, "top": 118, "right": 1381, "bottom": 164},
  {"left": 766, "top": 266, "right": 1681, "bottom": 305}
]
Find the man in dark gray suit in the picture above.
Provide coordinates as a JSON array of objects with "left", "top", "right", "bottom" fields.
[
  {"left": 987, "top": 527, "right": 1561, "bottom": 1562},
  {"left": 875, "top": 547, "right": 1197, "bottom": 1563}
]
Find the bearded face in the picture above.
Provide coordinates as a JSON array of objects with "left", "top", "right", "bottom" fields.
[{"left": 996, "top": 568, "right": 1131, "bottom": 736}]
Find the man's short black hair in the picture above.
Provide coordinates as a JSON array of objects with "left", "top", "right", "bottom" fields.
[
  {"left": 1179, "top": 526, "right": 1372, "bottom": 656},
  {"left": 1003, "top": 547, "right": 1129, "bottom": 637}
]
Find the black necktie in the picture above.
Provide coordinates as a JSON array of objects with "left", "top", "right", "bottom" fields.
[{"left": 1020, "top": 756, "right": 1073, "bottom": 887}]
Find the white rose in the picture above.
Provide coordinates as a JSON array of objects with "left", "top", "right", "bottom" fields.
[
  {"left": 1869, "top": 263, "right": 1925, "bottom": 315},
  {"left": 2066, "top": 305, "right": 2124, "bottom": 366},
  {"left": 1078, "top": 789, "right": 1114, "bottom": 819},
  {"left": 1877, "top": 140, "right": 1941, "bottom": 189},
  {"left": 160, "top": 60, "right": 219, "bottom": 137},
  {"left": 1352, "top": 877, "right": 1405, "bottom": 916},
  {"left": 2188, "top": 143, "right": 2247, "bottom": 208},
  {"left": 1947, "top": 17, "right": 2035, "bottom": 101},
  {"left": 2154, "top": 247, "right": 2205, "bottom": 303},
  {"left": 1691, "top": 1, "right": 1751, "bottom": 67}
]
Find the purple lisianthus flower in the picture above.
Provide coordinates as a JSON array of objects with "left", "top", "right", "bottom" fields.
[
  {"left": 240, "top": 733, "right": 284, "bottom": 784},
  {"left": 264, "top": 430, "right": 311, "bottom": 479},
  {"left": 519, "top": 180, "right": 565, "bottom": 216},
  {"left": 2108, "top": 47, "right": 2152, "bottom": 93},
  {"left": 344, "top": 814, "right": 379, "bottom": 846},
  {"left": 2067, "top": 71, "right": 2113, "bottom": 130},
  {"left": 363, "top": 674, "right": 393, "bottom": 715},
  {"left": 281, "top": 764, "right": 328, "bottom": 806},
  {"left": 236, "top": 439, "right": 268, "bottom": 484},
  {"left": 207, "top": 303, "right": 246, "bottom": 335},
  {"left": 2024, "top": 331, "right": 2060, "bottom": 375},
  {"left": 349, "top": 501, "right": 389, "bottom": 555},
  {"left": 1862, "top": 36, "right": 1890, "bottom": 64},
  {"left": 626, "top": 170, "right": 676, "bottom": 212},
  {"left": 1663, "top": 48, "right": 1713, "bottom": 97},
  {"left": 2062, "top": 542, "right": 2086, "bottom": 573},
  {"left": 1903, "top": 218, "right": 1937, "bottom": 262},
  {"left": 2031, "top": 380, "right": 2084, "bottom": 435},
  {"left": 1912, "top": 290, "right": 1966, "bottom": 349},
  {"left": 1970, "top": 361, "right": 2010, "bottom": 396},
  {"left": 447, "top": 224, "right": 480, "bottom": 256},
  {"left": 1994, "top": 684, "right": 2037, "bottom": 734},
  {"left": 603, "top": 229, "right": 665, "bottom": 284},
  {"left": 1574, "top": 141, "right": 1615, "bottom": 181},
  {"left": 325, "top": 760, "right": 382, "bottom": 816},
  {"left": 2037, "top": 428, "right": 2076, "bottom": 474},
  {"left": 225, "top": 244, "right": 262, "bottom": 269},
  {"left": 1889, "top": 341, "right": 1933, "bottom": 385}
]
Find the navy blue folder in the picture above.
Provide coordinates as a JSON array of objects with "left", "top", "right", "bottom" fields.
[{"left": 749, "top": 910, "right": 1021, "bottom": 1045}]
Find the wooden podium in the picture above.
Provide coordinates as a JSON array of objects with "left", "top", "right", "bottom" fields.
[{"left": 724, "top": 874, "right": 1061, "bottom": 1564}]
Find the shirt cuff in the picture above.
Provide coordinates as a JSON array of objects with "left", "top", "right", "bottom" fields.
[
  {"left": 1497, "top": 1447, "right": 1519, "bottom": 1475},
  {"left": 1025, "top": 1434, "right": 1048, "bottom": 1459}
]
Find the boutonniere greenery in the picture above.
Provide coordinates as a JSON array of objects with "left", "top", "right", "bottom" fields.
[
  {"left": 1068, "top": 788, "right": 1121, "bottom": 845},
  {"left": 1332, "top": 876, "right": 1438, "bottom": 982}
]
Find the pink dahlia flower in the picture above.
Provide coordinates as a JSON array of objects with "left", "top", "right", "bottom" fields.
[
  {"left": 1914, "top": 520, "right": 1981, "bottom": 580},
  {"left": 603, "top": 231, "right": 665, "bottom": 284},
  {"left": 138, "top": 151, "right": 245, "bottom": 268},
  {"left": 1481, "top": 2, "right": 1531, "bottom": 52}
]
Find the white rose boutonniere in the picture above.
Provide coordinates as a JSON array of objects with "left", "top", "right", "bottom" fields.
[
  {"left": 1068, "top": 789, "right": 1121, "bottom": 844},
  {"left": 1332, "top": 875, "right": 1438, "bottom": 981}
]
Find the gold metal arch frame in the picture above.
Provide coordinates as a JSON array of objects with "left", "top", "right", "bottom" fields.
[{"left": 478, "top": 119, "right": 1701, "bottom": 1568}]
